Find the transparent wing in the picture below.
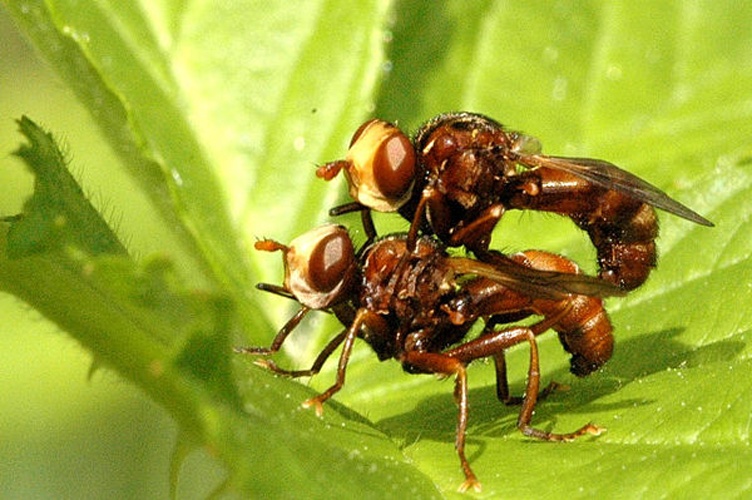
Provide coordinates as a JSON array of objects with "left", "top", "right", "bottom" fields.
[
  {"left": 519, "top": 154, "right": 714, "bottom": 226},
  {"left": 450, "top": 255, "right": 626, "bottom": 301}
]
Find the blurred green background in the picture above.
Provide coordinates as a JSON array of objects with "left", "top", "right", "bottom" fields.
[{"left": 0, "top": 8, "right": 225, "bottom": 498}]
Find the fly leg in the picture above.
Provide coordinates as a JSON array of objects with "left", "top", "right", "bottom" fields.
[
  {"left": 328, "top": 201, "right": 378, "bottom": 243},
  {"left": 253, "top": 331, "right": 348, "bottom": 378},
  {"left": 400, "top": 350, "right": 480, "bottom": 493},
  {"left": 235, "top": 306, "right": 310, "bottom": 356},
  {"left": 444, "top": 325, "right": 604, "bottom": 441},
  {"left": 301, "top": 309, "right": 378, "bottom": 416},
  {"left": 483, "top": 312, "right": 568, "bottom": 405},
  {"left": 235, "top": 305, "right": 350, "bottom": 378}
]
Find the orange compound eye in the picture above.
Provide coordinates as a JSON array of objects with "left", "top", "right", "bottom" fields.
[
  {"left": 371, "top": 131, "right": 416, "bottom": 200},
  {"left": 344, "top": 119, "right": 416, "bottom": 212},
  {"left": 284, "top": 225, "right": 356, "bottom": 309},
  {"left": 306, "top": 227, "right": 356, "bottom": 293}
]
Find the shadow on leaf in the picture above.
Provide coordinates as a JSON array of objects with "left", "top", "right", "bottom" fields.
[{"left": 373, "top": 327, "right": 745, "bottom": 446}]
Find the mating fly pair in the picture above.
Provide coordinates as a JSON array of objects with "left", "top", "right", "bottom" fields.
[{"left": 238, "top": 112, "right": 712, "bottom": 491}]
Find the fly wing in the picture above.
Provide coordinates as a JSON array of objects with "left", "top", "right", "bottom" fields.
[
  {"left": 450, "top": 255, "right": 626, "bottom": 301},
  {"left": 520, "top": 154, "right": 714, "bottom": 227}
]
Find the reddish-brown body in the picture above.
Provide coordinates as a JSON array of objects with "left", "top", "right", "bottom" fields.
[
  {"left": 448, "top": 250, "right": 614, "bottom": 377},
  {"left": 242, "top": 111, "right": 713, "bottom": 491},
  {"left": 238, "top": 226, "right": 616, "bottom": 491},
  {"left": 320, "top": 112, "right": 712, "bottom": 290}
]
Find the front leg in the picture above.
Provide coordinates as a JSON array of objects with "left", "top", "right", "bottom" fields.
[
  {"left": 253, "top": 331, "right": 348, "bottom": 379},
  {"left": 235, "top": 306, "right": 310, "bottom": 356},
  {"left": 236, "top": 305, "right": 351, "bottom": 380},
  {"left": 301, "top": 308, "right": 374, "bottom": 416},
  {"left": 329, "top": 201, "right": 378, "bottom": 243}
]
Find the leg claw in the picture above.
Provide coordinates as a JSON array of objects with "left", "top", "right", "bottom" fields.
[
  {"left": 458, "top": 477, "right": 482, "bottom": 493},
  {"left": 302, "top": 397, "right": 325, "bottom": 417}
]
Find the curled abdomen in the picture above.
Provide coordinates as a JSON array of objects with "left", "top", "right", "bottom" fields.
[{"left": 507, "top": 169, "right": 660, "bottom": 290}]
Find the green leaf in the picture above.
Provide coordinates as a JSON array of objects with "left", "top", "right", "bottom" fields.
[
  {"left": 0, "top": 118, "right": 438, "bottom": 497},
  {"left": 348, "top": 2, "right": 751, "bottom": 496},
  {"left": 7, "top": 116, "right": 127, "bottom": 257},
  {"left": 3, "top": 0, "right": 391, "bottom": 334},
  {"left": 3, "top": 0, "right": 752, "bottom": 497}
]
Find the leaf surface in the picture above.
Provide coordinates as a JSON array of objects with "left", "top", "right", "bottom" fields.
[{"left": 3, "top": 0, "right": 751, "bottom": 497}]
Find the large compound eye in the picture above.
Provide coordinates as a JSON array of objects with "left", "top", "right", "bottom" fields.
[
  {"left": 371, "top": 130, "right": 416, "bottom": 200},
  {"left": 284, "top": 225, "right": 355, "bottom": 309},
  {"left": 344, "top": 119, "right": 416, "bottom": 212},
  {"left": 307, "top": 227, "right": 355, "bottom": 292}
]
